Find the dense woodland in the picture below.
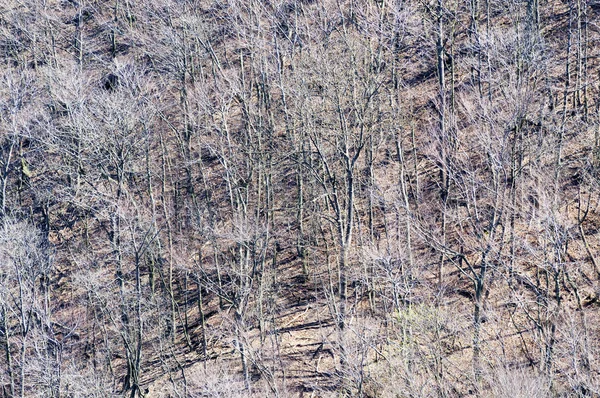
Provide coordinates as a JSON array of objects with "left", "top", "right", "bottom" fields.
[{"left": 1, "top": 0, "right": 600, "bottom": 396}]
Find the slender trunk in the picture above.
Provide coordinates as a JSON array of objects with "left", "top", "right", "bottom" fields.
[
  {"left": 0, "top": 142, "right": 14, "bottom": 218},
  {"left": 159, "top": 133, "right": 177, "bottom": 342},
  {"left": 1, "top": 305, "right": 15, "bottom": 398},
  {"left": 436, "top": 0, "right": 448, "bottom": 290}
]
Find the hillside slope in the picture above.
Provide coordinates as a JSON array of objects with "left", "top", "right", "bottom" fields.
[{"left": 1, "top": 0, "right": 600, "bottom": 396}]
